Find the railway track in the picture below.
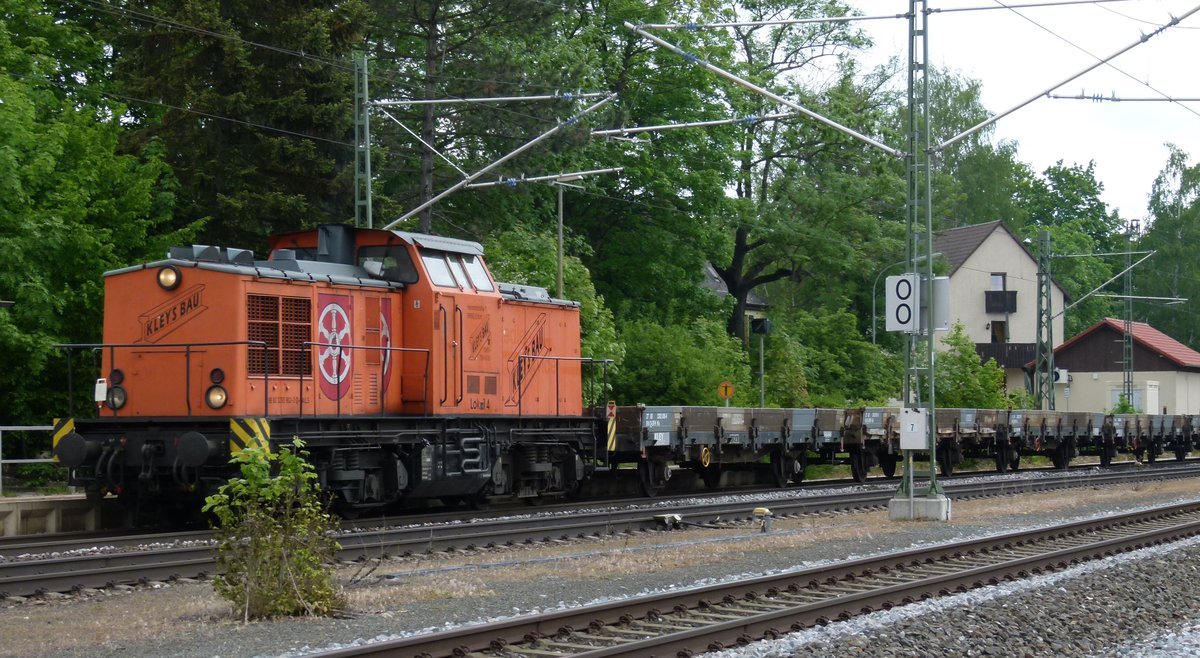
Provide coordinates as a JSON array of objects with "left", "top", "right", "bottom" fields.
[
  {"left": 309, "top": 500, "right": 1200, "bottom": 658},
  {"left": 1, "top": 464, "right": 1196, "bottom": 598}
]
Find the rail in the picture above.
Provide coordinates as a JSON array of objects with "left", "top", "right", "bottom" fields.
[{"left": 56, "top": 340, "right": 270, "bottom": 417}]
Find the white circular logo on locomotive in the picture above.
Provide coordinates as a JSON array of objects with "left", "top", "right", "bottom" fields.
[{"left": 318, "top": 302, "right": 352, "bottom": 386}]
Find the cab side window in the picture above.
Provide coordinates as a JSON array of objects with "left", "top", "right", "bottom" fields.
[
  {"left": 359, "top": 245, "right": 419, "bottom": 283},
  {"left": 418, "top": 249, "right": 496, "bottom": 292},
  {"left": 421, "top": 252, "right": 458, "bottom": 288}
]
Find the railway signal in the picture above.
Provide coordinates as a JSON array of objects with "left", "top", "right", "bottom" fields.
[{"left": 885, "top": 274, "right": 920, "bottom": 333}]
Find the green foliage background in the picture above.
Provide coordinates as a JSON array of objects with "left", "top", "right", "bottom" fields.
[{"left": 2, "top": 0, "right": 1172, "bottom": 441}]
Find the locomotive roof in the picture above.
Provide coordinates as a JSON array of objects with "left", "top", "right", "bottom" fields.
[
  {"left": 105, "top": 256, "right": 401, "bottom": 290},
  {"left": 389, "top": 231, "right": 484, "bottom": 256}
]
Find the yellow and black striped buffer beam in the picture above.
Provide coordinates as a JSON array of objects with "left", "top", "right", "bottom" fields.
[
  {"left": 230, "top": 418, "right": 272, "bottom": 455},
  {"left": 51, "top": 418, "right": 75, "bottom": 461}
]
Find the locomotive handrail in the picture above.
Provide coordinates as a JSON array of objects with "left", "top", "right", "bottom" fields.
[
  {"left": 438, "top": 305, "right": 448, "bottom": 405},
  {"left": 300, "top": 342, "right": 431, "bottom": 418},
  {"left": 517, "top": 354, "right": 606, "bottom": 417},
  {"left": 56, "top": 340, "right": 270, "bottom": 418},
  {"left": 455, "top": 306, "right": 464, "bottom": 405}
]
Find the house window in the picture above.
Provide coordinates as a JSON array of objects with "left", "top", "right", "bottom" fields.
[
  {"left": 991, "top": 320, "right": 1007, "bottom": 344},
  {"left": 990, "top": 273, "right": 1006, "bottom": 291}
]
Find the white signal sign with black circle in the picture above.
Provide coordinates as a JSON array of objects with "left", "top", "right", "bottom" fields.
[{"left": 885, "top": 274, "right": 921, "bottom": 333}]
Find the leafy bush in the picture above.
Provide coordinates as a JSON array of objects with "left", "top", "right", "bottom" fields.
[
  {"left": 8, "top": 463, "right": 66, "bottom": 490},
  {"left": 202, "top": 441, "right": 342, "bottom": 621}
]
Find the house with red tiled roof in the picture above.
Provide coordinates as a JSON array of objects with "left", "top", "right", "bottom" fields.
[
  {"left": 1048, "top": 318, "right": 1200, "bottom": 413},
  {"left": 933, "top": 221, "right": 1066, "bottom": 393}
]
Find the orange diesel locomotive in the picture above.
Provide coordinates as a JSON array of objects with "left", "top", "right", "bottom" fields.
[{"left": 53, "top": 224, "right": 596, "bottom": 517}]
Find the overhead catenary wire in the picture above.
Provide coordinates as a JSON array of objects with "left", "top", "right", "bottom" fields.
[
  {"left": 937, "top": 3, "right": 1200, "bottom": 152},
  {"left": 465, "top": 167, "right": 624, "bottom": 188},
  {"left": 591, "top": 113, "right": 797, "bottom": 137},
  {"left": 929, "top": 0, "right": 1132, "bottom": 14},
  {"left": 376, "top": 107, "right": 469, "bottom": 177},
  {"left": 637, "top": 12, "right": 908, "bottom": 30},
  {"left": 1050, "top": 93, "right": 1200, "bottom": 103},
  {"left": 622, "top": 21, "right": 904, "bottom": 158},
  {"left": 373, "top": 92, "right": 608, "bottom": 107},
  {"left": 382, "top": 94, "right": 616, "bottom": 230}
]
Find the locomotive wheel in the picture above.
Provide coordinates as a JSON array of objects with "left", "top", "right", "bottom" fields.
[
  {"left": 848, "top": 448, "right": 868, "bottom": 483},
  {"left": 880, "top": 454, "right": 898, "bottom": 479}
]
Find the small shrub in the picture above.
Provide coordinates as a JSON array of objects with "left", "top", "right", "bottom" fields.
[
  {"left": 202, "top": 440, "right": 342, "bottom": 621},
  {"left": 9, "top": 463, "right": 66, "bottom": 489}
]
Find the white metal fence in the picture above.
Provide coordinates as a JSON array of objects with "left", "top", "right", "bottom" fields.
[{"left": 0, "top": 425, "right": 57, "bottom": 497}]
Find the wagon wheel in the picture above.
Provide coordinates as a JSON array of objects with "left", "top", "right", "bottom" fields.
[
  {"left": 879, "top": 454, "right": 898, "bottom": 479},
  {"left": 848, "top": 447, "right": 869, "bottom": 483},
  {"left": 701, "top": 464, "right": 723, "bottom": 490},
  {"left": 770, "top": 449, "right": 789, "bottom": 488},
  {"left": 1051, "top": 444, "right": 1068, "bottom": 470},
  {"left": 790, "top": 451, "right": 808, "bottom": 485},
  {"left": 937, "top": 443, "right": 955, "bottom": 478},
  {"left": 637, "top": 459, "right": 665, "bottom": 498}
]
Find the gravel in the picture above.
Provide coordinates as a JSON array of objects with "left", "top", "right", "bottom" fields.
[{"left": 2, "top": 474, "right": 1200, "bottom": 658}]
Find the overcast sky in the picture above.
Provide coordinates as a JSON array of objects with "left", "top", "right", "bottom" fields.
[{"left": 846, "top": 0, "right": 1200, "bottom": 224}]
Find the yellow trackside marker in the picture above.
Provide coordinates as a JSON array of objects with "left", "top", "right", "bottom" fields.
[
  {"left": 52, "top": 418, "right": 75, "bottom": 461},
  {"left": 700, "top": 446, "right": 712, "bottom": 468},
  {"left": 606, "top": 401, "right": 617, "bottom": 452},
  {"left": 229, "top": 418, "right": 272, "bottom": 456}
]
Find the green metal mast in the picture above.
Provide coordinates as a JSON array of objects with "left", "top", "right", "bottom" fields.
[
  {"left": 1123, "top": 220, "right": 1137, "bottom": 405},
  {"left": 898, "top": 0, "right": 941, "bottom": 498},
  {"left": 353, "top": 54, "right": 373, "bottom": 229},
  {"left": 1034, "top": 230, "right": 1054, "bottom": 409}
]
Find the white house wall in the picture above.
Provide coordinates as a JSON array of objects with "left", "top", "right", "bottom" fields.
[
  {"left": 945, "top": 228, "right": 1064, "bottom": 347},
  {"left": 1049, "top": 370, "right": 1200, "bottom": 414}
]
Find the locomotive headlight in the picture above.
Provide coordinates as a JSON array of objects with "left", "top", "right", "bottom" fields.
[
  {"left": 205, "top": 385, "right": 228, "bottom": 409},
  {"left": 106, "top": 386, "right": 128, "bottom": 410},
  {"left": 157, "top": 265, "right": 181, "bottom": 290}
]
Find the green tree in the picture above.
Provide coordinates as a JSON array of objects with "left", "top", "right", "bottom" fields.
[
  {"left": 614, "top": 318, "right": 751, "bottom": 406},
  {"left": 203, "top": 442, "right": 342, "bottom": 621},
  {"left": 96, "top": 0, "right": 370, "bottom": 248},
  {"left": 1014, "top": 162, "right": 1121, "bottom": 337},
  {"left": 0, "top": 1, "right": 183, "bottom": 432},
  {"left": 762, "top": 308, "right": 901, "bottom": 407},
  {"left": 1136, "top": 145, "right": 1200, "bottom": 346},
  {"left": 934, "top": 323, "right": 1008, "bottom": 409}
]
